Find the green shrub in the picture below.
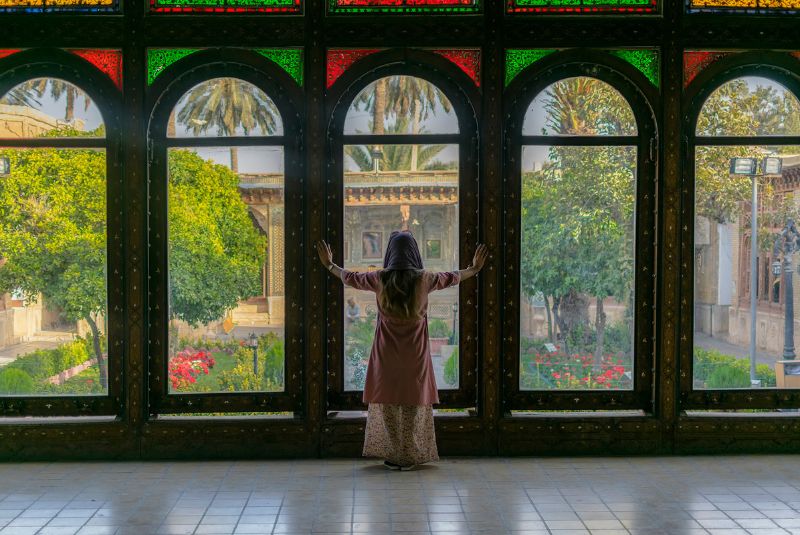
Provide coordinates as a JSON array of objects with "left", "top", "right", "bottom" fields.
[
  {"left": 694, "top": 347, "right": 777, "bottom": 388},
  {"left": 0, "top": 368, "right": 35, "bottom": 394},
  {"left": 443, "top": 348, "right": 458, "bottom": 387},
  {"left": 428, "top": 319, "right": 451, "bottom": 339},
  {"left": 7, "top": 340, "right": 91, "bottom": 382},
  {"left": 706, "top": 365, "right": 750, "bottom": 389}
]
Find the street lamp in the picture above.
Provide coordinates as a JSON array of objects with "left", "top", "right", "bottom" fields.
[
  {"left": 773, "top": 220, "right": 800, "bottom": 360},
  {"left": 450, "top": 302, "right": 458, "bottom": 345},
  {"left": 248, "top": 332, "right": 259, "bottom": 376},
  {"left": 729, "top": 156, "right": 783, "bottom": 386},
  {"left": 371, "top": 147, "right": 383, "bottom": 174}
]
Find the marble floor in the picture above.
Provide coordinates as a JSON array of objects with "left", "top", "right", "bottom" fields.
[{"left": 2, "top": 456, "right": 800, "bottom": 534}]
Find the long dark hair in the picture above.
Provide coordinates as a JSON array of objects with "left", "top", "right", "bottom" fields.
[
  {"left": 379, "top": 270, "right": 422, "bottom": 318},
  {"left": 379, "top": 231, "right": 424, "bottom": 318}
]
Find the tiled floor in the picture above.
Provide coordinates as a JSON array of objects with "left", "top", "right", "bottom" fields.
[{"left": 2, "top": 456, "right": 800, "bottom": 534}]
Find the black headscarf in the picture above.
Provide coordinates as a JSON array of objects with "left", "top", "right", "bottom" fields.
[{"left": 383, "top": 231, "right": 423, "bottom": 271}]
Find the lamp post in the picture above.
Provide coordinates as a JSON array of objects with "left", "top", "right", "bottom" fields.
[
  {"left": 773, "top": 219, "right": 800, "bottom": 360},
  {"left": 450, "top": 302, "right": 458, "bottom": 345},
  {"left": 371, "top": 147, "right": 383, "bottom": 174},
  {"left": 729, "top": 156, "right": 782, "bottom": 386},
  {"left": 248, "top": 332, "right": 259, "bottom": 376}
]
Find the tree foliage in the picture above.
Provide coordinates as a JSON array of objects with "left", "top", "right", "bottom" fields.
[
  {"left": 168, "top": 149, "right": 266, "bottom": 327},
  {"left": 520, "top": 77, "right": 636, "bottom": 358}
]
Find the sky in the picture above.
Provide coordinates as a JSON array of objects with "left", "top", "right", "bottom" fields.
[{"left": 7, "top": 75, "right": 798, "bottom": 176}]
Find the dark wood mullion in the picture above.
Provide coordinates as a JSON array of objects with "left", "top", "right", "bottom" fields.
[
  {"left": 341, "top": 134, "right": 462, "bottom": 145},
  {"left": 520, "top": 135, "right": 639, "bottom": 146},
  {"left": 694, "top": 136, "right": 800, "bottom": 146},
  {"left": 0, "top": 138, "right": 107, "bottom": 148},
  {"left": 164, "top": 136, "right": 286, "bottom": 147}
]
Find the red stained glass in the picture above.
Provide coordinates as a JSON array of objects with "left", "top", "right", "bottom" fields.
[
  {"left": 326, "top": 49, "right": 382, "bottom": 89},
  {"left": 433, "top": 49, "right": 481, "bottom": 87},
  {"left": 69, "top": 49, "right": 123, "bottom": 90},
  {"left": 684, "top": 51, "right": 732, "bottom": 88},
  {"left": 0, "top": 49, "right": 21, "bottom": 60}
]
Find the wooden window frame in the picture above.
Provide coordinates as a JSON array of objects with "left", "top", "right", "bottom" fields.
[
  {"left": 0, "top": 50, "right": 124, "bottom": 417},
  {"left": 683, "top": 56, "right": 800, "bottom": 410},
  {"left": 324, "top": 49, "right": 481, "bottom": 411},
  {"left": 502, "top": 52, "right": 659, "bottom": 412},
  {"left": 146, "top": 50, "right": 305, "bottom": 416}
]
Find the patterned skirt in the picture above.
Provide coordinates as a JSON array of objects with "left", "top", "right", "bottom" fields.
[{"left": 362, "top": 403, "right": 439, "bottom": 467}]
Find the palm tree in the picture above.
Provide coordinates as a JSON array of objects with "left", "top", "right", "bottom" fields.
[
  {"left": 0, "top": 79, "right": 91, "bottom": 125},
  {"left": 175, "top": 78, "right": 280, "bottom": 172},
  {"left": 23, "top": 79, "right": 91, "bottom": 123},
  {"left": 351, "top": 75, "right": 452, "bottom": 170},
  {"left": 345, "top": 119, "right": 448, "bottom": 172}
]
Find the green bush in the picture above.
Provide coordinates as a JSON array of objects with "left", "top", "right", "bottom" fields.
[
  {"left": 0, "top": 368, "right": 35, "bottom": 394},
  {"left": 694, "top": 347, "right": 777, "bottom": 388},
  {"left": 428, "top": 319, "right": 451, "bottom": 339},
  {"left": 706, "top": 365, "right": 751, "bottom": 389},
  {"left": 7, "top": 341, "right": 90, "bottom": 382},
  {"left": 443, "top": 348, "right": 458, "bottom": 387},
  {"left": 217, "top": 336, "right": 285, "bottom": 393}
]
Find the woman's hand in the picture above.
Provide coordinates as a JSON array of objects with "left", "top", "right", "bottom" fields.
[
  {"left": 471, "top": 244, "right": 488, "bottom": 271},
  {"left": 316, "top": 240, "right": 333, "bottom": 268}
]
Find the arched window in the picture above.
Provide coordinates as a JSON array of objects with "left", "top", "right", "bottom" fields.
[
  {"left": 507, "top": 69, "right": 656, "bottom": 411},
  {"left": 328, "top": 71, "right": 479, "bottom": 410},
  {"left": 148, "top": 67, "right": 302, "bottom": 415},
  {"left": 0, "top": 76, "right": 119, "bottom": 410},
  {"left": 692, "top": 75, "right": 800, "bottom": 393}
]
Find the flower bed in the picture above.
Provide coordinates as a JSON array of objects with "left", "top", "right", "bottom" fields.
[
  {"left": 168, "top": 349, "right": 216, "bottom": 390},
  {"left": 521, "top": 348, "right": 632, "bottom": 390}
]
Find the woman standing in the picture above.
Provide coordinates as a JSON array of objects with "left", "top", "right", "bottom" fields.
[{"left": 317, "top": 232, "right": 488, "bottom": 470}]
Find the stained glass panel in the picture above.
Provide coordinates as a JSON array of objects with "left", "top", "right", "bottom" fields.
[
  {"left": 329, "top": 0, "right": 478, "bottom": 14},
  {"left": 148, "top": 49, "right": 201, "bottom": 86},
  {"left": 684, "top": 51, "right": 733, "bottom": 88},
  {"left": 505, "top": 50, "right": 556, "bottom": 87},
  {"left": 688, "top": 0, "right": 799, "bottom": 13},
  {"left": 150, "top": 0, "right": 299, "bottom": 13},
  {"left": 507, "top": 0, "right": 656, "bottom": 13},
  {"left": 69, "top": 50, "right": 123, "bottom": 90},
  {"left": 255, "top": 49, "right": 304, "bottom": 87},
  {"left": 326, "top": 49, "right": 382, "bottom": 89},
  {"left": 433, "top": 49, "right": 481, "bottom": 87},
  {"left": 0, "top": 0, "right": 116, "bottom": 11},
  {"left": 0, "top": 50, "right": 22, "bottom": 61},
  {"left": 612, "top": 50, "right": 660, "bottom": 88}
]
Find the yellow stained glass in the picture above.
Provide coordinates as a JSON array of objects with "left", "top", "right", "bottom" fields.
[
  {"left": 0, "top": 0, "right": 114, "bottom": 11},
  {"left": 689, "top": 0, "right": 800, "bottom": 9}
]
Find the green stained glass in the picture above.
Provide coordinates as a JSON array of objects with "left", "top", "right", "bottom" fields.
[
  {"left": 611, "top": 50, "right": 660, "bottom": 88},
  {"left": 256, "top": 49, "right": 304, "bottom": 87},
  {"left": 505, "top": 49, "right": 556, "bottom": 87},
  {"left": 148, "top": 48, "right": 201, "bottom": 85}
]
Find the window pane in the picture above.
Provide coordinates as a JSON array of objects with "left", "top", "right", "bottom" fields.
[
  {"left": 694, "top": 146, "right": 800, "bottom": 390},
  {"left": 167, "top": 146, "right": 285, "bottom": 394},
  {"left": 0, "top": 148, "right": 108, "bottom": 396},
  {"left": 0, "top": 78, "right": 105, "bottom": 138},
  {"left": 521, "top": 77, "right": 637, "bottom": 136},
  {"left": 343, "top": 144, "right": 459, "bottom": 391},
  {"left": 343, "top": 76, "right": 459, "bottom": 136},
  {"left": 520, "top": 145, "right": 636, "bottom": 391},
  {"left": 697, "top": 77, "right": 800, "bottom": 137},
  {"left": 169, "top": 78, "right": 284, "bottom": 138}
]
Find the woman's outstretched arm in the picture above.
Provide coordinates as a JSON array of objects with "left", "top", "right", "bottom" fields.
[
  {"left": 316, "top": 240, "right": 344, "bottom": 280},
  {"left": 458, "top": 244, "right": 488, "bottom": 281}
]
